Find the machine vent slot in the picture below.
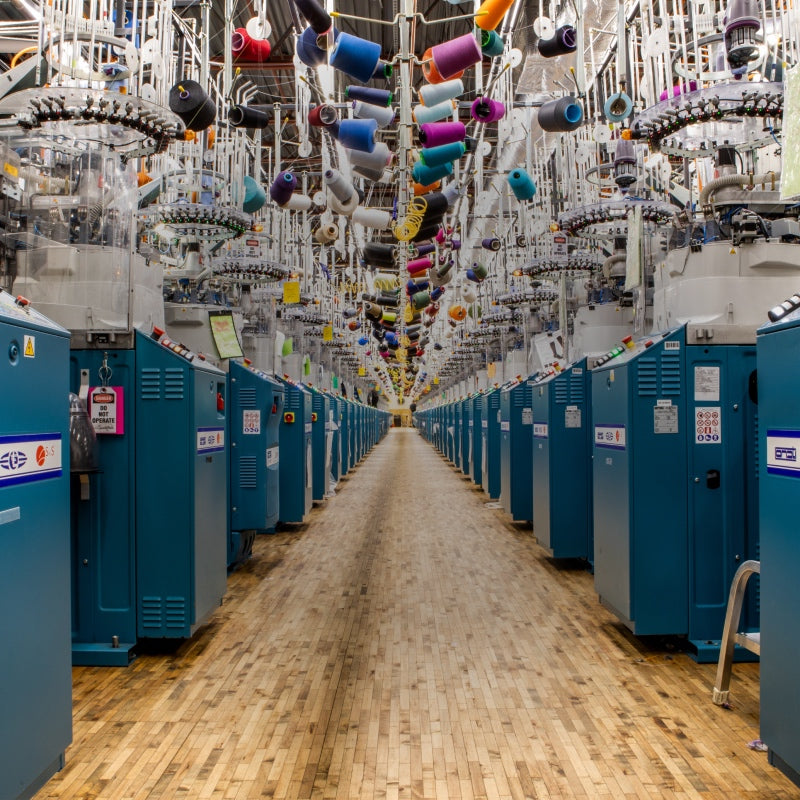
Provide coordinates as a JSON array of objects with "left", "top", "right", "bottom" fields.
[
  {"left": 638, "top": 358, "right": 658, "bottom": 396},
  {"left": 513, "top": 389, "right": 525, "bottom": 407},
  {"left": 238, "top": 387, "right": 257, "bottom": 408},
  {"left": 140, "top": 596, "right": 163, "bottom": 628},
  {"left": 570, "top": 374, "right": 584, "bottom": 403},
  {"left": 164, "top": 368, "right": 185, "bottom": 400},
  {"left": 752, "top": 411, "right": 759, "bottom": 472},
  {"left": 165, "top": 597, "right": 187, "bottom": 629},
  {"left": 140, "top": 368, "right": 161, "bottom": 400},
  {"left": 287, "top": 391, "right": 300, "bottom": 411},
  {"left": 554, "top": 379, "right": 568, "bottom": 404},
  {"left": 239, "top": 456, "right": 258, "bottom": 489},
  {"left": 661, "top": 353, "right": 682, "bottom": 396}
]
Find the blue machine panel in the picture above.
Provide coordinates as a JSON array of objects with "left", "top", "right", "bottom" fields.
[
  {"left": 592, "top": 329, "right": 688, "bottom": 635},
  {"left": 685, "top": 345, "right": 759, "bottom": 660},
  {"left": 228, "top": 360, "right": 284, "bottom": 564},
  {"left": 469, "top": 394, "right": 483, "bottom": 487},
  {"left": 329, "top": 395, "right": 342, "bottom": 483},
  {"left": 0, "top": 291, "right": 72, "bottom": 800},
  {"left": 481, "top": 389, "right": 502, "bottom": 499},
  {"left": 757, "top": 311, "right": 800, "bottom": 786},
  {"left": 338, "top": 396, "right": 350, "bottom": 477},
  {"left": 458, "top": 398, "right": 470, "bottom": 475},
  {"left": 277, "top": 377, "right": 313, "bottom": 523},
  {"left": 310, "top": 389, "right": 331, "bottom": 502},
  {"left": 69, "top": 349, "right": 137, "bottom": 665},
  {"left": 135, "top": 330, "right": 228, "bottom": 638},
  {"left": 532, "top": 360, "right": 592, "bottom": 558},
  {"left": 499, "top": 379, "right": 534, "bottom": 522}
]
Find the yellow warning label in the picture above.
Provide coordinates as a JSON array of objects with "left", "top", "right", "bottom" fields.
[
  {"left": 282, "top": 281, "right": 300, "bottom": 305},
  {"left": 322, "top": 325, "right": 333, "bottom": 342},
  {"left": 3, "top": 161, "right": 18, "bottom": 178},
  {"left": 23, "top": 335, "right": 35, "bottom": 358}
]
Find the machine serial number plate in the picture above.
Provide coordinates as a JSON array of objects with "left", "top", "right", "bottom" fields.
[{"left": 654, "top": 404, "right": 679, "bottom": 434}]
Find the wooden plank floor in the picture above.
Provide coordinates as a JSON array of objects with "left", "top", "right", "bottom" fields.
[{"left": 37, "top": 428, "right": 799, "bottom": 800}]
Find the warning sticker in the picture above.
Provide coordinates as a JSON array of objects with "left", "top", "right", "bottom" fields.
[
  {"left": 243, "top": 409, "right": 261, "bottom": 435},
  {"left": 695, "top": 407, "right": 722, "bottom": 444},
  {"left": 595, "top": 424, "right": 626, "bottom": 450},
  {"left": 565, "top": 407, "right": 582, "bottom": 429},
  {"left": 23, "top": 334, "right": 34, "bottom": 358},
  {"left": 654, "top": 404, "right": 679, "bottom": 434},
  {"left": 695, "top": 366, "right": 720, "bottom": 402},
  {"left": 89, "top": 386, "right": 124, "bottom": 434},
  {"left": 500, "top": 421, "right": 510, "bottom": 432},
  {"left": 266, "top": 446, "right": 279, "bottom": 468},
  {"left": 533, "top": 422, "right": 549, "bottom": 439},
  {"left": 521, "top": 408, "right": 533, "bottom": 426}
]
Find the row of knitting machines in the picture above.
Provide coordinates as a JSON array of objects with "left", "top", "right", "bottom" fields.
[{"left": 415, "top": 213, "right": 800, "bottom": 789}]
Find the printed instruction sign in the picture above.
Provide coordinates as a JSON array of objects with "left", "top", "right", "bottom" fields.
[
  {"left": 565, "top": 406, "right": 582, "bottom": 429},
  {"left": 654, "top": 402, "right": 678, "bottom": 434},
  {"left": 694, "top": 366, "right": 720, "bottom": 402},
  {"left": 89, "top": 386, "right": 124, "bottom": 434}
]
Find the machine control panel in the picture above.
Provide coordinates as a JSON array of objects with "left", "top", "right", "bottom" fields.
[{"left": 150, "top": 326, "right": 198, "bottom": 362}]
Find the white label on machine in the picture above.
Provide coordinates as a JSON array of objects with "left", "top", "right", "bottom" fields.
[
  {"left": 23, "top": 334, "right": 34, "bottom": 358},
  {"left": 500, "top": 421, "right": 510, "bottom": 432},
  {"left": 0, "top": 433, "right": 62, "bottom": 486},
  {"left": 305, "top": 422, "right": 313, "bottom": 435},
  {"left": 266, "top": 446, "right": 279, "bottom": 468},
  {"left": 595, "top": 424, "right": 626, "bottom": 450},
  {"left": 695, "top": 407, "right": 722, "bottom": 444},
  {"left": 664, "top": 340, "right": 681, "bottom": 351},
  {"left": 766, "top": 430, "right": 800, "bottom": 477},
  {"left": 468, "top": 419, "right": 474, "bottom": 427},
  {"left": 533, "top": 423, "right": 549, "bottom": 438},
  {"left": 482, "top": 420, "right": 488, "bottom": 429},
  {"left": 565, "top": 407, "right": 582, "bottom": 429},
  {"left": 197, "top": 427, "right": 225, "bottom": 453},
  {"left": 654, "top": 403, "right": 679, "bottom": 434},
  {"left": 89, "top": 386, "right": 124, "bottom": 434},
  {"left": 243, "top": 410, "right": 261, "bottom": 435},
  {"left": 694, "top": 366, "right": 720, "bottom": 402},
  {"left": 521, "top": 408, "right": 533, "bottom": 426},
  {"left": 573, "top": 368, "right": 583, "bottom": 376}
]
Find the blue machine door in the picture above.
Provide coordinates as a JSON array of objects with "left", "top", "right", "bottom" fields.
[
  {"left": 687, "top": 346, "right": 759, "bottom": 652},
  {"left": 593, "top": 367, "right": 632, "bottom": 622}
]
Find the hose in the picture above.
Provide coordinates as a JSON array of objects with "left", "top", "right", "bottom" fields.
[{"left": 700, "top": 171, "right": 780, "bottom": 209}]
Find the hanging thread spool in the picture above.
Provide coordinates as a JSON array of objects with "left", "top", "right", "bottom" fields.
[
  {"left": 413, "top": 181, "right": 440, "bottom": 195},
  {"left": 348, "top": 143, "right": 393, "bottom": 182},
  {"left": 604, "top": 91, "right": 633, "bottom": 122},
  {"left": 243, "top": 175, "right": 266, "bottom": 213},
  {"left": 407, "top": 257, "right": 432, "bottom": 276},
  {"left": 537, "top": 96, "right": 583, "bottom": 131},
  {"left": 232, "top": 27, "right": 271, "bottom": 61},
  {"left": 314, "top": 222, "right": 339, "bottom": 243},
  {"left": 394, "top": 197, "right": 428, "bottom": 241},
  {"left": 418, "top": 121, "right": 466, "bottom": 148},
  {"left": 292, "top": 0, "right": 332, "bottom": 34},
  {"left": 282, "top": 194, "right": 313, "bottom": 211},
  {"left": 346, "top": 86, "right": 392, "bottom": 106},
  {"left": 169, "top": 80, "right": 216, "bottom": 131},
  {"left": 337, "top": 117, "right": 378, "bottom": 152},
  {"left": 412, "top": 160, "right": 453, "bottom": 187},
  {"left": 351, "top": 206, "right": 392, "bottom": 228},
  {"left": 412, "top": 101, "right": 456, "bottom": 125},
  {"left": 537, "top": 25, "right": 577, "bottom": 57},
  {"left": 308, "top": 103, "right": 338, "bottom": 127},
  {"left": 419, "top": 78, "right": 464, "bottom": 107},
  {"left": 419, "top": 141, "right": 466, "bottom": 168},
  {"left": 507, "top": 168, "right": 537, "bottom": 200},
  {"left": 421, "top": 48, "right": 455, "bottom": 84},
  {"left": 296, "top": 25, "right": 336, "bottom": 67},
  {"left": 441, "top": 183, "right": 461, "bottom": 206},
  {"left": 228, "top": 105, "right": 270, "bottom": 128},
  {"left": 270, "top": 171, "right": 297, "bottom": 206},
  {"left": 363, "top": 242, "right": 398, "bottom": 267},
  {"left": 414, "top": 243, "right": 436, "bottom": 257},
  {"left": 481, "top": 30, "right": 505, "bottom": 56},
  {"left": 475, "top": 0, "right": 516, "bottom": 31},
  {"left": 481, "top": 237, "right": 501, "bottom": 251},
  {"left": 467, "top": 262, "right": 488, "bottom": 281},
  {"left": 353, "top": 100, "right": 395, "bottom": 128},
  {"left": 412, "top": 291, "right": 431, "bottom": 310},
  {"left": 324, "top": 168, "right": 358, "bottom": 215},
  {"left": 470, "top": 97, "right": 505, "bottom": 123},
  {"left": 430, "top": 286, "right": 445, "bottom": 301},
  {"left": 430, "top": 33, "right": 482, "bottom": 80},
  {"left": 329, "top": 32, "right": 382, "bottom": 84}
]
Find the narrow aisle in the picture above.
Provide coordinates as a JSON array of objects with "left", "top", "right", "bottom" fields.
[{"left": 39, "top": 429, "right": 790, "bottom": 800}]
